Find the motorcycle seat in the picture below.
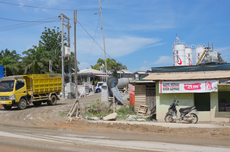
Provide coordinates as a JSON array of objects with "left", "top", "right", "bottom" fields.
[{"left": 179, "top": 106, "right": 195, "bottom": 113}]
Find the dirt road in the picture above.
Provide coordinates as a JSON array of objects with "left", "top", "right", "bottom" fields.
[{"left": 0, "top": 93, "right": 230, "bottom": 151}]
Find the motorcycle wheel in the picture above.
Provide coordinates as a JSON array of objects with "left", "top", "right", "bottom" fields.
[
  {"left": 189, "top": 113, "right": 198, "bottom": 124},
  {"left": 164, "top": 114, "right": 174, "bottom": 123}
]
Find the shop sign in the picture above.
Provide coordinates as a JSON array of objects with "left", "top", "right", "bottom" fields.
[{"left": 159, "top": 80, "right": 219, "bottom": 93}]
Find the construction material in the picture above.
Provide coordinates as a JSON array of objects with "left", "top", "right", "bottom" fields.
[
  {"left": 103, "top": 113, "right": 117, "bottom": 121},
  {"left": 137, "top": 105, "right": 149, "bottom": 115},
  {"left": 108, "top": 86, "right": 124, "bottom": 103},
  {"left": 68, "top": 99, "right": 80, "bottom": 118}
]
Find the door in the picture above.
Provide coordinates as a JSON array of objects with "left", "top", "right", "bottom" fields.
[
  {"left": 146, "top": 85, "right": 156, "bottom": 114},
  {"left": 14, "top": 80, "right": 27, "bottom": 103}
]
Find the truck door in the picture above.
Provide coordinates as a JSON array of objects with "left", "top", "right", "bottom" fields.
[{"left": 14, "top": 80, "right": 27, "bottom": 103}]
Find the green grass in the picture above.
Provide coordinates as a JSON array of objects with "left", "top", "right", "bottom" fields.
[
  {"left": 60, "top": 111, "right": 68, "bottom": 116},
  {"left": 115, "top": 105, "right": 136, "bottom": 120}
]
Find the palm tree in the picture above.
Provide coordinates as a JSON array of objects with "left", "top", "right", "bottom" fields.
[
  {"left": 0, "top": 49, "right": 20, "bottom": 76},
  {"left": 22, "top": 47, "right": 50, "bottom": 74},
  {"left": 91, "top": 58, "right": 127, "bottom": 77}
]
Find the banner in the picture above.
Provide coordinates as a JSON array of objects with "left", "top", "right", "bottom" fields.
[{"left": 159, "top": 80, "right": 219, "bottom": 93}]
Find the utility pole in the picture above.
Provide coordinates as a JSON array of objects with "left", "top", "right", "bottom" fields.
[
  {"left": 61, "top": 13, "right": 65, "bottom": 98},
  {"left": 74, "top": 10, "right": 78, "bottom": 99},
  {"left": 67, "top": 17, "right": 72, "bottom": 83},
  {"left": 99, "top": 0, "right": 108, "bottom": 83},
  {"left": 60, "top": 13, "right": 71, "bottom": 99}
]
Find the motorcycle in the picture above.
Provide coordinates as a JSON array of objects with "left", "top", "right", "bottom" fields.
[{"left": 164, "top": 97, "right": 199, "bottom": 124}]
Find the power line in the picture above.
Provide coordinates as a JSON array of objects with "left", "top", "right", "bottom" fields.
[
  {"left": 0, "top": 17, "right": 59, "bottom": 23},
  {"left": 0, "top": 1, "right": 98, "bottom": 11},
  {"left": 0, "top": 17, "right": 60, "bottom": 32},
  {"left": 0, "top": 17, "right": 57, "bottom": 29},
  {"left": 77, "top": 20, "right": 113, "bottom": 59},
  {"left": 86, "top": 15, "right": 101, "bottom": 63}
]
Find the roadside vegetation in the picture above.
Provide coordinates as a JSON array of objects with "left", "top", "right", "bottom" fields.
[
  {"left": 1, "top": 26, "right": 127, "bottom": 76},
  {"left": 59, "top": 100, "right": 155, "bottom": 121}
]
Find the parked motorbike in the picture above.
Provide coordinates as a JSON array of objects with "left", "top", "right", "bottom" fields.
[{"left": 164, "top": 97, "right": 199, "bottom": 124}]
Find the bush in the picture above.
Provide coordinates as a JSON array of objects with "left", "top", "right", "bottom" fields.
[
  {"left": 87, "top": 101, "right": 113, "bottom": 117},
  {"left": 116, "top": 106, "right": 136, "bottom": 120}
]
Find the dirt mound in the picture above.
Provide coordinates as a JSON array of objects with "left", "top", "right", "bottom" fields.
[{"left": 40, "top": 119, "right": 230, "bottom": 139}]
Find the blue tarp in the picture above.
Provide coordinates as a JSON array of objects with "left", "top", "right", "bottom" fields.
[
  {"left": 0, "top": 65, "right": 4, "bottom": 79},
  {"left": 151, "top": 63, "right": 230, "bottom": 73},
  {"left": 108, "top": 86, "right": 124, "bottom": 104}
]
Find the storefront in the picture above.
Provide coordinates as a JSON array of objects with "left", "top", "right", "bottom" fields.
[{"left": 144, "top": 71, "right": 230, "bottom": 122}]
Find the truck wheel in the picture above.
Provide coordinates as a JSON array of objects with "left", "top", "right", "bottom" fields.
[
  {"left": 18, "top": 98, "right": 27, "bottom": 110},
  {"left": 47, "top": 95, "right": 57, "bottom": 105},
  {"left": 33, "top": 101, "right": 42, "bottom": 106},
  {"left": 3, "top": 105, "right": 12, "bottom": 110}
]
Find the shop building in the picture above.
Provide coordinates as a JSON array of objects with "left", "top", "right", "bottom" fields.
[{"left": 144, "top": 64, "right": 230, "bottom": 122}]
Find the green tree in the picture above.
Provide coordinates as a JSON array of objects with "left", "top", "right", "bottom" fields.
[
  {"left": 0, "top": 49, "right": 21, "bottom": 76},
  {"left": 22, "top": 47, "right": 49, "bottom": 74},
  {"left": 38, "top": 27, "right": 63, "bottom": 72},
  {"left": 91, "top": 58, "right": 127, "bottom": 77},
  {"left": 38, "top": 26, "right": 78, "bottom": 74},
  {"left": 39, "top": 26, "right": 62, "bottom": 58}
]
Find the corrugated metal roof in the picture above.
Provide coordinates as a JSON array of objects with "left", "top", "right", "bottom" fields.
[
  {"left": 143, "top": 71, "right": 230, "bottom": 81},
  {"left": 71, "top": 69, "right": 108, "bottom": 77},
  {"left": 117, "top": 70, "right": 133, "bottom": 74},
  {"left": 130, "top": 80, "right": 155, "bottom": 84}
]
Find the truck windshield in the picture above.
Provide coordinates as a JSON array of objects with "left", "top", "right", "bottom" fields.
[{"left": 0, "top": 80, "right": 15, "bottom": 92}]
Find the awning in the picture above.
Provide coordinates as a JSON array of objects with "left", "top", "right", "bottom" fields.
[
  {"left": 143, "top": 71, "right": 230, "bottom": 81},
  {"left": 218, "top": 84, "right": 230, "bottom": 91}
]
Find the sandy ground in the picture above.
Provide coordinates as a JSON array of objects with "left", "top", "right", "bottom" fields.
[
  {"left": 0, "top": 93, "right": 230, "bottom": 140},
  {"left": 0, "top": 93, "right": 230, "bottom": 151}
]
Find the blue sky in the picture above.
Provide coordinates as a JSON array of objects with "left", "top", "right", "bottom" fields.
[{"left": 1, "top": 0, "right": 230, "bottom": 72}]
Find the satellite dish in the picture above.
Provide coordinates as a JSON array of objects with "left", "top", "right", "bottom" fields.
[{"left": 107, "top": 77, "right": 118, "bottom": 88}]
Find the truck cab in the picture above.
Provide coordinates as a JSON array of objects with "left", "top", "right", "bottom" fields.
[{"left": 0, "top": 76, "right": 27, "bottom": 110}]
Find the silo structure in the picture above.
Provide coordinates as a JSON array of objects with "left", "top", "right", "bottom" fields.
[
  {"left": 173, "top": 43, "right": 185, "bottom": 66},
  {"left": 195, "top": 46, "right": 205, "bottom": 63},
  {"left": 185, "top": 47, "right": 193, "bottom": 66}
]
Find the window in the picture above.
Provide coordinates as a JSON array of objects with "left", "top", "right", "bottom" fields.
[
  {"left": 218, "top": 91, "right": 230, "bottom": 112},
  {"left": 16, "top": 81, "right": 25, "bottom": 90},
  {"left": 0, "top": 80, "right": 15, "bottom": 92},
  {"left": 194, "top": 93, "right": 210, "bottom": 111}
]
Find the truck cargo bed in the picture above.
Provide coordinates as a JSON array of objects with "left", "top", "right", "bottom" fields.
[{"left": 24, "top": 74, "right": 62, "bottom": 95}]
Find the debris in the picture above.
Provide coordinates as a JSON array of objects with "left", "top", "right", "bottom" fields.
[
  {"left": 100, "top": 116, "right": 103, "bottom": 120},
  {"left": 103, "top": 113, "right": 117, "bottom": 121},
  {"left": 86, "top": 116, "right": 100, "bottom": 121},
  {"left": 126, "top": 115, "right": 137, "bottom": 121},
  {"left": 137, "top": 105, "right": 148, "bottom": 116},
  {"left": 137, "top": 119, "right": 146, "bottom": 122}
]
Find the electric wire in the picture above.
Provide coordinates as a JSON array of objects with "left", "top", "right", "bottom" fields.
[
  {"left": 0, "top": 17, "right": 59, "bottom": 23},
  {"left": 0, "top": 1, "right": 98, "bottom": 11},
  {"left": 77, "top": 20, "right": 113, "bottom": 59},
  {"left": 85, "top": 15, "right": 101, "bottom": 64},
  {"left": 0, "top": 17, "right": 58, "bottom": 29},
  {"left": 0, "top": 17, "right": 60, "bottom": 32}
]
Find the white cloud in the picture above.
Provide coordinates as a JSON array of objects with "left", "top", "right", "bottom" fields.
[
  {"left": 79, "top": 62, "right": 91, "bottom": 70},
  {"left": 77, "top": 36, "right": 161, "bottom": 58},
  {"left": 151, "top": 56, "right": 172, "bottom": 65},
  {"left": 216, "top": 46, "right": 230, "bottom": 53},
  {"left": 143, "top": 60, "right": 147, "bottom": 64},
  {"left": 139, "top": 66, "right": 151, "bottom": 71}
]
